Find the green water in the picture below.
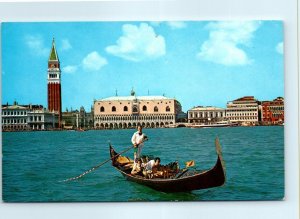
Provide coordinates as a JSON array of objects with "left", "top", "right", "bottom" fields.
[{"left": 2, "top": 126, "right": 284, "bottom": 202}]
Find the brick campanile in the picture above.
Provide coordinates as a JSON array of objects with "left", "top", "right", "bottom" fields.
[{"left": 47, "top": 38, "right": 62, "bottom": 128}]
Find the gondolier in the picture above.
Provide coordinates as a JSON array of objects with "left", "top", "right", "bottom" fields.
[{"left": 131, "top": 125, "right": 147, "bottom": 160}]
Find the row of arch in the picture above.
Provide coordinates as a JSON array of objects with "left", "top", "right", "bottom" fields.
[
  {"left": 95, "top": 114, "right": 175, "bottom": 122},
  {"left": 95, "top": 121, "right": 174, "bottom": 129},
  {"left": 100, "top": 105, "right": 171, "bottom": 113},
  {"left": 2, "top": 125, "right": 28, "bottom": 131}
]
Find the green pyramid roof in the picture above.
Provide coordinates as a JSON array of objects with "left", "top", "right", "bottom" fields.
[{"left": 49, "top": 38, "right": 59, "bottom": 61}]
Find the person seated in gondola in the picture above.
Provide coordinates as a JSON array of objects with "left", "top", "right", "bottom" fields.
[
  {"left": 152, "top": 161, "right": 180, "bottom": 179},
  {"left": 142, "top": 157, "right": 161, "bottom": 179},
  {"left": 131, "top": 158, "right": 143, "bottom": 175}
]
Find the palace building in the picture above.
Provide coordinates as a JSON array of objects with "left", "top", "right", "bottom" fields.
[
  {"left": 47, "top": 38, "right": 62, "bottom": 127},
  {"left": 94, "top": 91, "right": 182, "bottom": 129},
  {"left": 226, "top": 96, "right": 259, "bottom": 125}
]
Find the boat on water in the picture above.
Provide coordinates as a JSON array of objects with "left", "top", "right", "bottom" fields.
[
  {"left": 190, "top": 121, "right": 238, "bottom": 128},
  {"left": 109, "top": 138, "right": 226, "bottom": 193}
]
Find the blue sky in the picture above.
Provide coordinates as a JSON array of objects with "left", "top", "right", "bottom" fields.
[{"left": 2, "top": 21, "right": 283, "bottom": 112}]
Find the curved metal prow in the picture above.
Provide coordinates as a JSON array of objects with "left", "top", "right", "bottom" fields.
[{"left": 215, "top": 137, "right": 226, "bottom": 178}]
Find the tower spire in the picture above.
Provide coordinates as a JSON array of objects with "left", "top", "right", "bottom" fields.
[{"left": 49, "top": 37, "right": 59, "bottom": 61}]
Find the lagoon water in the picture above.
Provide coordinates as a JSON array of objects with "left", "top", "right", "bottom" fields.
[{"left": 2, "top": 126, "right": 284, "bottom": 202}]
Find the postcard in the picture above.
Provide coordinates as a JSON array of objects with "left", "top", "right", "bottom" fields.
[{"left": 2, "top": 21, "right": 284, "bottom": 202}]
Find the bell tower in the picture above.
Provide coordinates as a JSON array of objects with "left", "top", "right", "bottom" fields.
[{"left": 47, "top": 38, "right": 62, "bottom": 127}]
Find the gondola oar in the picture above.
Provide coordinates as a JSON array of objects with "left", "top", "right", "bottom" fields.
[
  {"left": 60, "top": 144, "right": 134, "bottom": 182},
  {"left": 60, "top": 137, "right": 148, "bottom": 183}
]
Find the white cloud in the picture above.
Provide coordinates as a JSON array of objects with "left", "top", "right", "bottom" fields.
[
  {"left": 276, "top": 42, "right": 283, "bottom": 54},
  {"left": 197, "top": 21, "right": 262, "bottom": 66},
  {"left": 82, "top": 51, "right": 107, "bottom": 71},
  {"left": 106, "top": 23, "right": 166, "bottom": 62},
  {"left": 25, "top": 35, "right": 48, "bottom": 56},
  {"left": 61, "top": 39, "right": 72, "bottom": 51},
  {"left": 166, "top": 21, "right": 187, "bottom": 29},
  {"left": 62, "top": 65, "right": 78, "bottom": 74}
]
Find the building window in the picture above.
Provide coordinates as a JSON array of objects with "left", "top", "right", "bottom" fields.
[
  {"left": 133, "top": 106, "right": 138, "bottom": 113},
  {"left": 100, "top": 106, "right": 105, "bottom": 112},
  {"left": 166, "top": 106, "right": 170, "bottom": 112},
  {"left": 124, "top": 106, "right": 128, "bottom": 112},
  {"left": 143, "top": 105, "right": 147, "bottom": 111},
  {"left": 112, "top": 106, "right": 116, "bottom": 112},
  {"left": 154, "top": 106, "right": 158, "bottom": 112}
]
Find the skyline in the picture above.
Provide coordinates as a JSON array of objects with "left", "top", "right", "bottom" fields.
[{"left": 2, "top": 21, "right": 284, "bottom": 112}]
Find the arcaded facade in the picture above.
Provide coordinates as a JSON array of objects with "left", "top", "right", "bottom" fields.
[{"left": 94, "top": 95, "right": 181, "bottom": 129}]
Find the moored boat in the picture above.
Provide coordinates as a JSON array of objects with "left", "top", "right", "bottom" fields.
[
  {"left": 109, "top": 138, "right": 226, "bottom": 193},
  {"left": 189, "top": 121, "right": 238, "bottom": 128}
]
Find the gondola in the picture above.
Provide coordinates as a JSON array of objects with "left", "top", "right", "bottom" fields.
[{"left": 109, "top": 137, "right": 226, "bottom": 193}]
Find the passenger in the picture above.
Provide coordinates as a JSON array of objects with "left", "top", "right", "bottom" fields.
[
  {"left": 131, "top": 158, "right": 142, "bottom": 175},
  {"left": 142, "top": 157, "right": 161, "bottom": 179},
  {"left": 131, "top": 125, "right": 148, "bottom": 161}
]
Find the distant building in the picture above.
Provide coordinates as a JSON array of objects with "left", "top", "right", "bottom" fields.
[
  {"left": 62, "top": 110, "right": 78, "bottom": 129},
  {"left": 226, "top": 96, "right": 259, "bottom": 125},
  {"left": 94, "top": 90, "right": 182, "bottom": 129},
  {"left": 2, "top": 101, "right": 58, "bottom": 131},
  {"left": 260, "top": 97, "right": 284, "bottom": 125},
  {"left": 188, "top": 106, "right": 226, "bottom": 124},
  {"left": 62, "top": 106, "right": 94, "bottom": 129},
  {"left": 79, "top": 106, "right": 94, "bottom": 129}
]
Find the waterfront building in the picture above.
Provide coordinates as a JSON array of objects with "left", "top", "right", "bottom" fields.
[
  {"left": 226, "top": 96, "right": 259, "bottom": 125},
  {"left": 47, "top": 38, "right": 62, "bottom": 127},
  {"left": 62, "top": 110, "right": 78, "bottom": 129},
  {"left": 2, "top": 101, "right": 58, "bottom": 131},
  {"left": 2, "top": 103, "right": 31, "bottom": 131},
  {"left": 187, "top": 106, "right": 226, "bottom": 124},
  {"left": 93, "top": 91, "right": 182, "bottom": 129},
  {"left": 260, "top": 97, "right": 284, "bottom": 125},
  {"left": 27, "top": 109, "right": 59, "bottom": 130}
]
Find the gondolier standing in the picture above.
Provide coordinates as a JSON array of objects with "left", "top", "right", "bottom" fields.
[{"left": 131, "top": 125, "right": 147, "bottom": 161}]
